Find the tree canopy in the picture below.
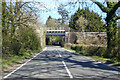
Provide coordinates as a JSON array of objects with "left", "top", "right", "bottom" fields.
[
  {"left": 69, "top": 8, "right": 105, "bottom": 32},
  {"left": 46, "top": 16, "right": 58, "bottom": 27},
  {"left": 68, "top": 0, "right": 120, "bottom": 61},
  {"left": 2, "top": 0, "right": 46, "bottom": 56},
  {"left": 58, "top": 4, "right": 69, "bottom": 24}
]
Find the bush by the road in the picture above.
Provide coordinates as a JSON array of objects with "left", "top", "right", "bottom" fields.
[
  {"left": 71, "top": 44, "right": 106, "bottom": 57},
  {"left": 65, "top": 43, "right": 119, "bottom": 62}
]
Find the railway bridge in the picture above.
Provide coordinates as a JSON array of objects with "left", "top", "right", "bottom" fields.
[{"left": 46, "top": 27, "right": 70, "bottom": 43}]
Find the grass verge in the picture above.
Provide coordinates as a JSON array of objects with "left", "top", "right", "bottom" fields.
[
  {"left": 63, "top": 47, "right": 120, "bottom": 70},
  {"left": 2, "top": 50, "right": 41, "bottom": 70},
  {"left": 63, "top": 47, "right": 76, "bottom": 53}
]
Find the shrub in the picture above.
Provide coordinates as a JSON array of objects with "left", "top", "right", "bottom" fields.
[
  {"left": 75, "top": 45, "right": 83, "bottom": 51},
  {"left": 17, "top": 27, "right": 41, "bottom": 54},
  {"left": 65, "top": 44, "right": 107, "bottom": 59},
  {"left": 86, "top": 46, "right": 99, "bottom": 55},
  {"left": 64, "top": 43, "right": 72, "bottom": 49},
  {"left": 95, "top": 47, "right": 106, "bottom": 56},
  {"left": 65, "top": 42, "right": 119, "bottom": 61},
  {"left": 71, "top": 45, "right": 76, "bottom": 50},
  {"left": 19, "top": 52, "right": 30, "bottom": 56}
]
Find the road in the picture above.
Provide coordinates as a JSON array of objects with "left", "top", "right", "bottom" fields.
[{"left": 3, "top": 46, "right": 120, "bottom": 80}]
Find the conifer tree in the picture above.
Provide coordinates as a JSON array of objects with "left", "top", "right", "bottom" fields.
[{"left": 69, "top": 8, "right": 104, "bottom": 32}]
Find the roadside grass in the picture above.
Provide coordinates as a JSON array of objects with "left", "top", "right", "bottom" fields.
[
  {"left": 62, "top": 47, "right": 76, "bottom": 53},
  {"left": 63, "top": 47, "right": 120, "bottom": 70},
  {"left": 2, "top": 50, "right": 41, "bottom": 69},
  {"left": 2, "top": 55, "right": 24, "bottom": 67}
]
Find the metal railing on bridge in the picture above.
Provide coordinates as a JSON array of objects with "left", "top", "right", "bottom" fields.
[
  {"left": 46, "top": 30, "right": 65, "bottom": 36},
  {"left": 46, "top": 27, "right": 70, "bottom": 36}
]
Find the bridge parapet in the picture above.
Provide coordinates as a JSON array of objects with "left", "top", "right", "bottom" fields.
[{"left": 46, "top": 27, "right": 70, "bottom": 36}]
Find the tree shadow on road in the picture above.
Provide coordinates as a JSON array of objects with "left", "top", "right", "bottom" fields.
[{"left": 4, "top": 50, "right": 120, "bottom": 79}]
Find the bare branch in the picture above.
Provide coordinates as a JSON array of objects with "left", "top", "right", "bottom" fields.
[
  {"left": 91, "top": 0, "right": 108, "bottom": 13},
  {"left": 106, "top": 1, "right": 120, "bottom": 21},
  {"left": 108, "top": 1, "right": 120, "bottom": 16},
  {"left": 117, "top": 16, "right": 120, "bottom": 20}
]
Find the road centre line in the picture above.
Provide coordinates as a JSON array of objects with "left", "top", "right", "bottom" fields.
[
  {"left": 56, "top": 49, "right": 73, "bottom": 78},
  {"left": 62, "top": 61, "right": 73, "bottom": 78},
  {"left": 58, "top": 53, "right": 62, "bottom": 57},
  {"left": 3, "top": 47, "right": 47, "bottom": 79}
]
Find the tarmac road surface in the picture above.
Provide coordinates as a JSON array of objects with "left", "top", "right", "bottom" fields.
[{"left": 3, "top": 46, "right": 120, "bottom": 80}]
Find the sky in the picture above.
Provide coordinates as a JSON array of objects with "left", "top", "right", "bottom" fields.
[
  {"left": 32, "top": 0, "right": 107, "bottom": 24},
  {"left": 7, "top": 0, "right": 110, "bottom": 24},
  {"left": 5, "top": 0, "right": 120, "bottom": 25},
  {"left": 16, "top": 0, "right": 118, "bottom": 24}
]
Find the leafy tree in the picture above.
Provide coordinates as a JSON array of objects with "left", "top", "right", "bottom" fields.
[
  {"left": 46, "top": 16, "right": 58, "bottom": 27},
  {"left": 118, "top": 26, "right": 120, "bottom": 60},
  {"left": 55, "top": 36, "right": 62, "bottom": 42},
  {"left": 2, "top": 0, "right": 45, "bottom": 56},
  {"left": 68, "top": 0, "right": 120, "bottom": 60},
  {"left": 58, "top": 4, "right": 69, "bottom": 24},
  {"left": 90, "top": 1, "right": 120, "bottom": 59},
  {"left": 76, "top": 16, "right": 88, "bottom": 32},
  {"left": 69, "top": 8, "right": 104, "bottom": 32},
  {"left": 48, "top": 16, "right": 52, "bottom": 20}
]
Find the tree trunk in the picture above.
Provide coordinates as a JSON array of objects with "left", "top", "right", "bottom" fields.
[
  {"left": 118, "top": 26, "right": 120, "bottom": 61},
  {"left": 105, "top": 14, "right": 117, "bottom": 58},
  {"left": 106, "top": 32, "right": 111, "bottom": 58}
]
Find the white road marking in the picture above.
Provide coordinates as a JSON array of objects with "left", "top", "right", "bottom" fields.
[
  {"left": 62, "top": 48, "right": 120, "bottom": 71},
  {"left": 58, "top": 53, "right": 62, "bottom": 57},
  {"left": 3, "top": 58, "right": 32, "bottom": 79},
  {"left": 3, "top": 47, "right": 47, "bottom": 79},
  {"left": 62, "top": 61, "right": 73, "bottom": 78},
  {"left": 56, "top": 49, "right": 73, "bottom": 78}
]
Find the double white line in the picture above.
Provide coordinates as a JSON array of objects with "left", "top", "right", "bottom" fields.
[{"left": 56, "top": 49, "right": 73, "bottom": 78}]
